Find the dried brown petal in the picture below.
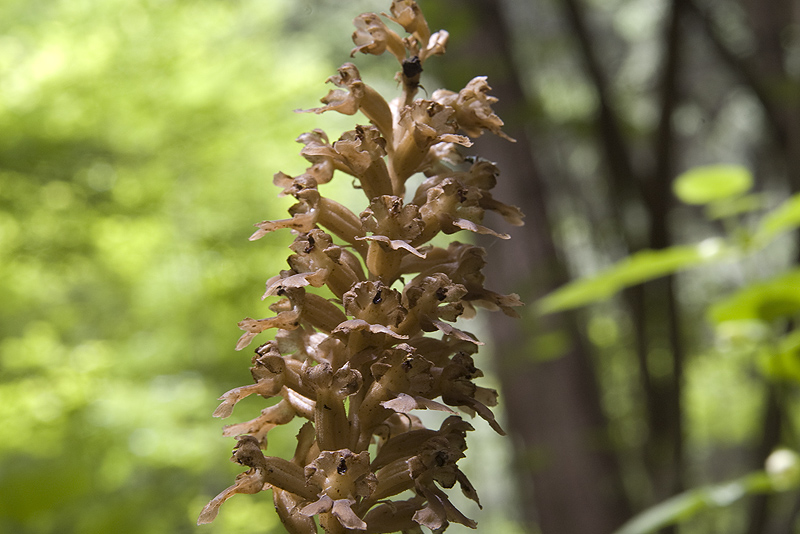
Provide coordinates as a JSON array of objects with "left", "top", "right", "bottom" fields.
[
  {"left": 236, "top": 307, "right": 300, "bottom": 351},
  {"left": 197, "top": 469, "right": 265, "bottom": 525},
  {"left": 358, "top": 235, "right": 426, "bottom": 258},
  {"left": 262, "top": 269, "right": 330, "bottom": 298},
  {"left": 301, "top": 450, "right": 378, "bottom": 529},
  {"left": 250, "top": 188, "right": 320, "bottom": 241},
  {"left": 363, "top": 497, "right": 426, "bottom": 533},
  {"left": 433, "top": 76, "right": 515, "bottom": 141},
  {"left": 273, "top": 171, "right": 319, "bottom": 197},
  {"left": 385, "top": 0, "right": 430, "bottom": 44},
  {"left": 480, "top": 193, "right": 525, "bottom": 226},
  {"left": 332, "top": 498, "right": 368, "bottom": 530},
  {"left": 361, "top": 195, "right": 424, "bottom": 241},
  {"left": 392, "top": 101, "right": 472, "bottom": 184},
  {"left": 332, "top": 319, "right": 409, "bottom": 340},
  {"left": 333, "top": 126, "right": 393, "bottom": 199},
  {"left": 213, "top": 356, "right": 286, "bottom": 418},
  {"left": 343, "top": 281, "right": 407, "bottom": 328},
  {"left": 381, "top": 392, "right": 456, "bottom": 414},
  {"left": 451, "top": 217, "right": 510, "bottom": 239},
  {"left": 351, "top": 13, "right": 406, "bottom": 61},
  {"left": 198, "top": 437, "right": 316, "bottom": 525},
  {"left": 420, "top": 30, "right": 448, "bottom": 62},
  {"left": 302, "top": 64, "right": 395, "bottom": 145},
  {"left": 221, "top": 397, "right": 296, "bottom": 444},
  {"left": 300, "top": 493, "right": 334, "bottom": 517},
  {"left": 412, "top": 482, "right": 477, "bottom": 530},
  {"left": 296, "top": 129, "right": 336, "bottom": 185},
  {"left": 273, "top": 488, "right": 318, "bottom": 534}
]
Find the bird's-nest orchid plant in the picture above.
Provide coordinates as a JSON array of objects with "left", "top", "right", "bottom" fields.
[{"left": 199, "top": 1, "right": 523, "bottom": 532}]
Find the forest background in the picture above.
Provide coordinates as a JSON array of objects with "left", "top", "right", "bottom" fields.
[{"left": 2, "top": 0, "right": 800, "bottom": 533}]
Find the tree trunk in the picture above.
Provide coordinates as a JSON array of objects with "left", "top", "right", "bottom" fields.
[{"left": 428, "top": 1, "right": 632, "bottom": 532}]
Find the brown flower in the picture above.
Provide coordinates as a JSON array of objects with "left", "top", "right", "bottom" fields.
[
  {"left": 236, "top": 286, "right": 348, "bottom": 350},
  {"left": 362, "top": 496, "right": 427, "bottom": 533},
  {"left": 213, "top": 345, "right": 287, "bottom": 418},
  {"left": 252, "top": 160, "right": 367, "bottom": 251},
  {"left": 384, "top": 0, "right": 430, "bottom": 46},
  {"left": 414, "top": 156, "right": 525, "bottom": 228},
  {"left": 301, "top": 64, "right": 394, "bottom": 144},
  {"left": 433, "top": 76, "right": 515, "bottom": 141},
  {"left": 287, "top": 230, "right": 366, "bottom": 299},
  {"left": 355, "top": 345, "right": 454, "bottom": 449},
  {"left": 296, "top": 129, "right": 336, "bottom": 185},
  {"left": 436, "top": 352, "right": 505, "bottom": 435},
  {"left": 249, "top": 183, "right": 320, "bottom": 241},
  {"left": 301, "top": 449, "right": 377, "bottom": 530},
  {"left": 358, "top": 417, "right": 477, "bottom": 531},
  {"left": 359, "top": 195, "right": 427, "bottom": 280},
  {"left": 403, "top": 242, "right": 523, "bottom": 318},
  {"left": 392, "top": 100, "right": 471, "bottom": 185},
  {"left": 198, "top": 436, "right": 315, "bottom": 525},
  {"left": 396, "top": 274, "right": 480, "bottom": 347},
  {"left": 221, "top": 397, "right": 296, "bottom": 445},
  {"left": 416, "top": 177, "right": 511, "bottom": 245},
  {"left": 351, "top": 13, "right": 406, "bottom": 62},
  {"left": 343, "top": 280, "right": 407, "bottom": 330}
]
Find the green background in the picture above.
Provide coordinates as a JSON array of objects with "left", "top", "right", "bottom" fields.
[{"left": 0, "top": 1, "right": 521, "bottom": 533}]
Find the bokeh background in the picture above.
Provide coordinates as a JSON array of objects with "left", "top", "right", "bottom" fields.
[
  {"left": 0, "top": 1, "right": 517, "bottom": 533},
  {"left": 4, "top": 0, "right": 800, "bottom": 533}
]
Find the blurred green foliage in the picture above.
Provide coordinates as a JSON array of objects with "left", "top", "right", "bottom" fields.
[
  {"left": 537, "top": 165, "right": 800, "bottom": 532},
  {"left": 0, "top": 0, "right": 362, "bottom": 532},
  {"left": 539, "top": 166, "right": 800, "bottom": 315},
  {"left": 672, "top": 165, "right": 754, "bottom": 206},
  {"left": 536, "top": 241, "right": 729, "bottom": 315},
  {"left": 0, "top": 2, "right": 525, "bottom": 533}
]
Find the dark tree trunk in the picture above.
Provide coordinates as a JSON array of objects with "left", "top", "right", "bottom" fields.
[
  {"left": 639, "top": 0, "right": 690, "bottom": 514},
  {"left": 428, "top": 1, "right": 632, "bottom": 532},
  {"left": 559, "top": 0, "right": 690, "bottom": 515},
  {"left": 689, "top": 1, "right": 800, "bottom": 531}
]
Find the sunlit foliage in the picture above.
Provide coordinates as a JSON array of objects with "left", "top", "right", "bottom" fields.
[{"left": 0, "top": 1, "right": 357, "bottom": 532}]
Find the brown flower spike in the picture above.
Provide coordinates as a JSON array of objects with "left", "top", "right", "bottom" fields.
[{"left": 199, "top": 1, "right": 522, "bottom": 532}]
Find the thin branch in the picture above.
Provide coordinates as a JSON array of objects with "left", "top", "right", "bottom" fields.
[
  {"left": 685, "top": 0, "right": 787, "bottom": 148},
  {"left": 647, "top": 0, "right": 690, "bottom": 514},
  {"left": 560, "top": 0, "right": 643, "bottom": 209}
]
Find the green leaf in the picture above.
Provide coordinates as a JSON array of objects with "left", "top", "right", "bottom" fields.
[
  {"left": 705, "top": 193, "right": 767, "bottom": 220},
  {"left": 708, "top": 269, "right": 800, "bottom": 324},
  {"left": 673, "top": 165, "right": 753, "bottom": 205},
  {"left": 537, "top": 239, "right": 728, "bottom": 314},
  {"left": 754, "top": 192, "right": 800, "bottom": 242},
  {"left": 613, "top": 472, "right": 773, "bottom": 534},
  {"left": 758, "top": 330, "right": 800, "bottom": 384}
]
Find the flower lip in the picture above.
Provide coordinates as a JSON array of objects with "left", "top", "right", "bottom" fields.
[
  {"left": 385, "top": 0, "right": 431, "bottom": 44},
  {"left": 351, "top": 12, "right": 406, "bottom": 62}
]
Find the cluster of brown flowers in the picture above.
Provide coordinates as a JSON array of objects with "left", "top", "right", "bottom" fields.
[{"left": 199, "top": 1, "right": 522, "bottom": 532}]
